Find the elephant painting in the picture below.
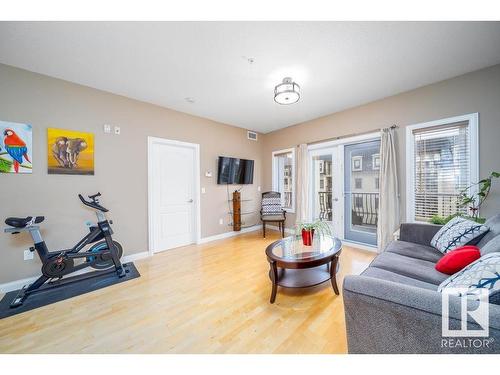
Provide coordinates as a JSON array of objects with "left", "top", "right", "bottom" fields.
[
  {"left": 52, "top": 137, "right": 88, "bottom": 169},
  {"left": 47, "top": 128, "right": 94, "bottom": 175}
]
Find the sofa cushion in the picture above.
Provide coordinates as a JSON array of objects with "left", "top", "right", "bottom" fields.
[
  {"left": 361, "top": 266, "right": 438, "bottom": 291},
  {"left": 430, "top": 216, "right": 489, "bottom": 254},
  {"left": 438, "top": 252, "right": 500, "bottom": 304},
  {"left": 480, "top": 235, "right": 500, "bottom": 257},
  {"left": 370, "top": 252, "right": 449, "bottom": 285},
  {"left": 477, "top": 214, "right": 500, "bottom": 248},
  {"left": 385, "top": 240, "right": 443, "bottom": 263}
]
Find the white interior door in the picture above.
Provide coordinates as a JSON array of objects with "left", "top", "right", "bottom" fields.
[{"left": 149, "top": 138, "right": 199, "bottom": 253}]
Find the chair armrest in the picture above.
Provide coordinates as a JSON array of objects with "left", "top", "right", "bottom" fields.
[
  {"left": 343, "top": 275, "right": 500, "bottom": 353},
  {"left": 399, "top": 223, "right": 442, "bottom": 246}
]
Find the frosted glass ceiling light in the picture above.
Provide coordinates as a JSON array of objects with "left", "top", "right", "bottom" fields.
[{"left": 274, "top": 77, "right": 300, "bottom": 105}]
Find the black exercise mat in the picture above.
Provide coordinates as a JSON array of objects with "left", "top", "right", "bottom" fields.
[{"left": 0, "top": 262, "right": 140, "bottom": 319}]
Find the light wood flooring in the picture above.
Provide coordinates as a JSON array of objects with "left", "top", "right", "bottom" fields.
[{"left": 0, "top": 230, "right": 375, "bottom": 353}]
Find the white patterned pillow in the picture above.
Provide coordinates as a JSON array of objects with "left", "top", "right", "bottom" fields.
[
  {"left": 262, "top": 197, "right": 283, "bottom": 216},
  {"left": 430, "top": 216, "right": 489, "bottom": 254},
  {"left": 438, "top": 253, "right": 500, "bottom": 303}
]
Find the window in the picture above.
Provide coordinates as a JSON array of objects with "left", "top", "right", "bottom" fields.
[
  {"left": 355, "top": 178, "right": 362, "bottom": 189},
  {"left": 372, "top": 153, "right": 380, "bottom": 170},
  {"left": 406, "top": 114, "right": 478, "bottom": 222},
  {"left": 272, "top": 148, "right": 295, "bottom": 212},
  {"left": 352, "top": 156, "right": 362, "bottom": 171}
]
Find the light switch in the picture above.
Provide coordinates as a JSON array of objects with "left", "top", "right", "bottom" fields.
[
  {"left": 219, "top": 218, "right": 224, "bottom": 225},
  {"left": 258, "top": 186, "right": 261, "bottom": 192},
  {"left": 103, "top": 124, "right": 111, "bottom": 134},
  {"left": 201, "top": 187, "right": 206, "bottom": 194}
]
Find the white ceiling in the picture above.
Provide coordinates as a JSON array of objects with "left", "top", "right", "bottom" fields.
[{"left": 1, "top": 22, "right": 500, "bottom": 133}]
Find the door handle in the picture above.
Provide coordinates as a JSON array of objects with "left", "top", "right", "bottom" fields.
[{"left": 187, "top": 199, "right": 194, "bottom": 203}]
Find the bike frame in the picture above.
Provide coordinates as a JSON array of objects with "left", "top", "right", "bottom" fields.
[
  {"left": 4, "top": 195, "right": 126, "bottom": 308},
  {"left": 6, "top": 211, "right": 115, "bottom": 265}
]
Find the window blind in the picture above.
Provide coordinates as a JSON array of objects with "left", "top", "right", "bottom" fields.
[{"left": 412, "top": 121, "right": 470, "bottom": 221}]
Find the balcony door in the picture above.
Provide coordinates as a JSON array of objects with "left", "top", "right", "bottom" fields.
[
  {"left": 309, "top": 147, "right": 342, "bottom": 237},
  {"left": 344, "top": 140, "right": 381, "bottom": 246}
]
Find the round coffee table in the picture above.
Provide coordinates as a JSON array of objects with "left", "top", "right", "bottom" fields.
[{"left": 265, "top": 234, "right": 342, "bottom": 303}]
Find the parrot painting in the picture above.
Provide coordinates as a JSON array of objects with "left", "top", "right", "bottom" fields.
[{"left": 3, "top": 128, "right": 31, "bottom": 173}]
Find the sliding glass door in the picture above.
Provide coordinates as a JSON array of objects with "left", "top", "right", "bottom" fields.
[{"left": 344, "top": 140, "right": 381, "bottom": 246}]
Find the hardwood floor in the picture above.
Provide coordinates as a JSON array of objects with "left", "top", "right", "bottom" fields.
[{"left": 0, "top": 230, "right": 375, "bottom": 354}]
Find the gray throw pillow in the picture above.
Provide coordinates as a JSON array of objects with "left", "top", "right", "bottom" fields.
[
  {"left": 438, "top": 252, "right": 500, "bottom": 304},
  {"left": 431, "top": 216, "right": 489, "bottom": 254}
]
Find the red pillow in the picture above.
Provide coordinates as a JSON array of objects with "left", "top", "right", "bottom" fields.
[{"left": 435, "top": 245, "right": 481, "bottom": 275}]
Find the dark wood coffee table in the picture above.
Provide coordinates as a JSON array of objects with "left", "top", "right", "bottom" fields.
[{"left": 265, "top": 235, "right": 342, "bottom": 303}]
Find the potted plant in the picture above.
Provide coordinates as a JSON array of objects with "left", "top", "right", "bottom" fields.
[
  {"left": 295, "top": 220, "right": 333, "bottom": 246},
  {"left": 458, "top": 171, "right": 500, "bottom": 223},
  {"left": 428, "top": 171, "right": 499, "bottom": 225}
]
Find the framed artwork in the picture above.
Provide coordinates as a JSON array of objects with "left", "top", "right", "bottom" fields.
[
  {"left": 0, "top": 120, "right": 33, "bottom": 174},
  {"left": 47, "top": 128, "right": 94, "bottom": 175}
]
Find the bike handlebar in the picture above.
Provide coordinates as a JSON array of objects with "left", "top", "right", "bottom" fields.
[{"left": 78, "top": 193, "right": 109, "bottom": 212}]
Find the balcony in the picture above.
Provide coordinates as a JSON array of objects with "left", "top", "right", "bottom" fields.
[{"left": 351, "top": 192, "right": 378, "bottom": 233}]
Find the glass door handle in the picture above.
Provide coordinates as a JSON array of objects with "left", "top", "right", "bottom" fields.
[{"left": 187, "top": 199, "right": 194, "bottom": 203}]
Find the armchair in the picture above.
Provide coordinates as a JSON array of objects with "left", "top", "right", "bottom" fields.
[{"left": 260, "top": 191, "right": 286, "bottom": 238}]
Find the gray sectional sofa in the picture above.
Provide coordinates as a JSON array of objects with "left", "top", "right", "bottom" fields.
[{"left": 343, "top": 215, "right": 500, "bottom": 354}]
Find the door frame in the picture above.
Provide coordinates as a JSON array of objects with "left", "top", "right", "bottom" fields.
[
  {"left": 308, "top": 132, "right": 380, "bottom": 248},
  {"left": 147, "top": 136, "right": 201, "bottom": 255}
]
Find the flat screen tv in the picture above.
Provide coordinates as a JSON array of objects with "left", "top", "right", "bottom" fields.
[{"left": 217, "top": 156, "right": 254, "bottom": 184}]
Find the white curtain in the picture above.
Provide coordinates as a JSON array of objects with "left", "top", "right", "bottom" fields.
[
  {"left": 295, "top": 143, "right": 310, "bottom": 224},
  {"left": 377, "top": 127, "right": 400, "bottom": 252}
]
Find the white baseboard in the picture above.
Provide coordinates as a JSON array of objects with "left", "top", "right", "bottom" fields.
[
  {"left": 197, "top": 224, "right": 262, "bottom": 244},
  {"left": 342, "top": 240, "right": 378, "bottom": 253},
  {"left": 122, "top": 251, "right": 150, "bottom": 263},
  {"left": 0, "top": 251, "right": 150, "bottom": 294}
]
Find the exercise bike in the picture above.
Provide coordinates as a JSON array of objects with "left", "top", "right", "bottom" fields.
[{"left": 4, "top": 192, "right": 127, "bottom": 308}]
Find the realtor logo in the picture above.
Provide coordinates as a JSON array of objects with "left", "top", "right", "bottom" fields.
[{"left": 442, "top": 288, "right": 489, "bottom": 337}]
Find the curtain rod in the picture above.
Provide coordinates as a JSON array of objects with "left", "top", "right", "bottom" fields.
[{"left": 302, "top": 124, "right": 398, "bottom": 147}]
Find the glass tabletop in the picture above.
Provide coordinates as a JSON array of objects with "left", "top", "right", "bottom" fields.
[{"left": 268, "top": 235, "right": 342, "bottom": 262}]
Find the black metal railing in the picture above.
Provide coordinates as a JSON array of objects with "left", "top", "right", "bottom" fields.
[{"left": 351, "top": 192, "right": 379, "bottom": 227}]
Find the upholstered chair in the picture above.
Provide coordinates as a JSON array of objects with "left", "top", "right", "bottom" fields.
[{"left": 260, "top": 191, "right": 286, "bottom": 238}]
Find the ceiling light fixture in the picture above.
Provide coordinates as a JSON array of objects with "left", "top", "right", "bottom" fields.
[{"left": 274, "top": 77, "right": 300, "bottom": 105}]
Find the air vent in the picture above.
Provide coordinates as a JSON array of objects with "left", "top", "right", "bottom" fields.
[{"left": 247, "top": 131, "right": 258, "bottom": 141}]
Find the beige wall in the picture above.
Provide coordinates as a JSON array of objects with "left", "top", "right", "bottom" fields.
[
  {"left": 263, "top": 64, "right": 500, "bottom": 228},
  {"left": 2, "top": 62, "right": 500, "bottom": 285},
  {"left": 0, "top": 64, "right": 264, "bottom": 283}
]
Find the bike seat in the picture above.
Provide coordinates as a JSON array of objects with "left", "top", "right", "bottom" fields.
[{"left": 5, "top": 216, "right": 44, "bottom": 228}]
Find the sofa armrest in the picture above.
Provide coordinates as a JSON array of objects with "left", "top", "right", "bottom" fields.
[
  {"left": 342, "top": 275, "right": 500, "bottom": 353},
  {"left": 399, "top": 222, "right": 442, "bottom": 246}
]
